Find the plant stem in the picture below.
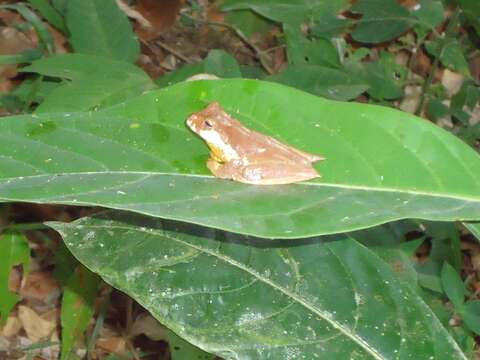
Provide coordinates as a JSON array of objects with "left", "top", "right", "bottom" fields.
[
  {"left": 5, "top": 222, "right": 50, "bottom": 232},
  {"left": 415, "top": 54, "right": 440, "bottom": 116},
  {"left": 184, "top": 14, "right": 275, "bottom": 74},
  {"left": 415, "top": 8, "right": 461, "bottom": 115}
]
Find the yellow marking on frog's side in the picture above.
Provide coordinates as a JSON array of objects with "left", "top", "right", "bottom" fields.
[{"left": 199, "top": 129, "right": 239, "bottom": 161}]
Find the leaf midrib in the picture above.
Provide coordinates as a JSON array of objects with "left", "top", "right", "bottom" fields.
[
  {"left": 0, "top": 171, "right": 479, "bottom": 203},
  {"left": 66, "top": 222, "right": 385, "bottom": 360}
]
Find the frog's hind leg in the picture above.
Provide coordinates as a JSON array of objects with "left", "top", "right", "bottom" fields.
[
  {"left": 239, "top": 162, "right": 321, "bottom": 185},
  {"left": 292, "top": 148, "right": 325, "bottom": 162}
]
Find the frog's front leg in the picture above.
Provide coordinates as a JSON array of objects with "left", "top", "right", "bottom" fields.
[{"left": 207, "top": 159, "right": 242, "bottom": 180}]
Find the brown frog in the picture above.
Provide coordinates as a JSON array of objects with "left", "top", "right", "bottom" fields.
[{"left": 186, "top": 102, "right": 325, "bottom": 185}]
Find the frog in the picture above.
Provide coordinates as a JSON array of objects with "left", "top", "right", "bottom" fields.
[{"left": 186, "top": 102, "right": 325, "bottom": 185}]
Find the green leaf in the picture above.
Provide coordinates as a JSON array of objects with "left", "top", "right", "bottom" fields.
[
  {"left": 65, "top": 0, "right": 139, "bottom": 62},
  {"left": 60, "top": 266, "right": 101, "bottom": 360},
  {"left": 416, "top": 222, "right": 462, "bottom": 293},
  {"left": 0, "top": 48, "right": 43, "bottom": 65},
  {"left": 458, "top": 0, "right": 480, "bottom": 37},
  {"left": 423, "top": 222, "right": 462, "bottom": 270},
  {"left": 441, "top": 262, "right": 465, "bottom": 308},
  {"left": 311, "top": 15, "right": 352, "bottom": 39},
  {"left": 460, "top": 300, "right": 480, "bottom": 335},
  {"left": 156, "top": 50, "right": 241, "bottom": 88},
  {"left": 350, "top": 0, "right": 414, "bottom": 43},
  {"left": 449, "top": 326, "right": 475, "bottom": 357},
  {"left": 27, "top": 0, "right": 67, "bottom": 33},
  {"left": 464, "top": 222, "right": 480, "bottom": 242},
  {"left": 451, "top": 81, "right": 480, "bottom": 113},
  {"left": 224, "top": 9, "right": 273, "bottom": 38},
  {"left": 284, "top": 24, "right": 340, "bottom": 67},
  {"left": 0, "top": 79, "right": 480, "bottom": 238},
  {"left": 21, "top": 54, "right": 154, "bottom": 112},
  {"left": 355, "top": 52, "right": 406, "bottom": 100},
  {"left": 48, "top": 212, "right": 468, "bottom": 359},
  {"left": 51, "top": 0, "right": 67, "bottom": 14},
  {"left": 268, "top": 65, "right": 368, "bottom": 100},
  {"left": 168, "top": 330, "right": 216, "bottom": 360},
  {"left": 200, "top": 50, "right": 242, "bottom": 78},
  {"left": 457, "top": 123, "right": 480, "bottom": 147},
  {"left": 412, "top": 0, "right": 445, "bottom": 30},
  {"left": 0, "top": 232, "right": 30, "bottom": 323},
  {"left": 425, "top": 38, "right": 470, "bottom": 76},
  {"left": 22, "top": 53, "right": 147, "bottom": 81},
  {"left": 222, "top": 0, "right": 349, "bottom": 26},
  {"left": 311, "top": 2, "right": 353, "bottom": 39},
  {"left": 427, "top": 99, "right": 450, "bottom": 120}
]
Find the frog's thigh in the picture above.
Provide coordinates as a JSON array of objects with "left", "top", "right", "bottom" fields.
[
  {"left": 207, "top": 159, "right": 241, "bottom": 179},
  {"left": 239, "top": 162, "right": 319, "bottom": 185}
]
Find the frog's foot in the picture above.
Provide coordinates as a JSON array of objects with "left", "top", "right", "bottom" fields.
[{"left": 207, "top": 159, "right": 234, "bottom": 179}]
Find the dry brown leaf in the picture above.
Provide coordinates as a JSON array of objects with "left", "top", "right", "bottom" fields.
[
  {"left": 472, "top": 253, "right": 480, "bottom": 274},
  {"left": 17, "top": 333, "right": 60, "bottom": 360},
  {"left": 8, "top": 266, "right": 22, "bottom": 294},
  {"left": 1, "top": 315, "right": 22, "bottom": 338},
  {"left": 18, "top": 306, "right": 56, "bottom": 342},
  {"left": 134, "top": 0, "right": 184, "bottom": 40},
  {"left": 116, "top": 0, "right": 151, "bottom": 28},
  {"left": 0, "top": 26, "right": 34, "bottom": 93},
  {"left": 206, "top": 5, "right": 225, "bottom": 23},
  {"left": 411, "top": 48, "right": 432, "bottom": 78},
  {"left": 399, "top": 85, "right": 422, "bottom": 113},
  {"left": 130, "top": 314, "right": 168, "bottom": 341},
  {"left": 20, "top": 271, "right": 61, "bottom": 306},
  {"left": 97, "top": 336, "right": 127, "bottom": 354},
  {"left": 441, "top": 69, "right": 464, "bottom": 97},
  {"left": 469, "top": 55, "right": 480, "bottom": 82}
]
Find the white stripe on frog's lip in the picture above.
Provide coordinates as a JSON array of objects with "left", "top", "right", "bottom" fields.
[
  {"left": 186, "top": 116, "right": 196, "bottom": 130},
  {"left": 198, "top": 129, "right": 239, "bottom": 160}
]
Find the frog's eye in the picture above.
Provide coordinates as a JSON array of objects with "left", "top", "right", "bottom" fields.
[{"left": 204, "top": 120, "right": 213, "bottom": 128}]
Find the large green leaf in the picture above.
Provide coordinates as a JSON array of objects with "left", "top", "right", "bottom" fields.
[
  {"left": 0, "top": 79, "right": 480, "bottom": 238},
  {"left": 156, "top": 50, "right": 241, "bottom": 88},
  {"left": 21, "top": 54, "right": 155, "bottom": 112},
  {"left": 48, "top": 212, "right": 467, "bottom": 359},
  {"left": 464, "top": 222, "right": 480, "bottom": 242},
  {"left": 65, "top": 0, "right": 139, "bottom": 62}
]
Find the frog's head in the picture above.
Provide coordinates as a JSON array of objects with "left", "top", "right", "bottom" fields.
[
  {"left": 186, "top": 102, "right": 232, "bottom": 133},
  {"left": 186, "top": 102, "right": 239, "bottom": 161}
]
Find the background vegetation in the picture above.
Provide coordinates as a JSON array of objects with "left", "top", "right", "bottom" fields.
[{"left": 0, "top": 0, "right": 479, "bottom": 359}]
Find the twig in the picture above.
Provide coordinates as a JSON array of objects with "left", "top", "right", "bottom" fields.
[
  {"left": 87, "top": 288, "right": 111, "bottom": 360},
  {"left": 155, "top": 40, "right": 194, "bottom": 64},
  {"left": 5, "top": 222, "right": 50, "bottom": 231},
  {"left": 415, "top": 8, "right": 461, "bottom": 115},
  {"left": 184, "top": 14, "right": 275, "bottom": 74},
  {"left": 125, "top": 297, "right": 141, "bottom": 360},
  {"left": 415, "top": 53, "right": 440, "bottom": 116}
]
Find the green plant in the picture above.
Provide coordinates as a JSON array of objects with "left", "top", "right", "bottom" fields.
[{"left": 0, "top": 0, "right": 479, "bottom": 359}]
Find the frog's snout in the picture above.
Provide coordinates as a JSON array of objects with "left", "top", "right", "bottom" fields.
[{"left": 186, "top": 115, "right": 197, "bottom": 131}]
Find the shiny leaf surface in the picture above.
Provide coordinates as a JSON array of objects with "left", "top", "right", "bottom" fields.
[
  {"left": 0, "top": 79, "right": 479, "bottom": 238},
  {"left": 49, "top": 213, "right": 467, "bottom": 359}
]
